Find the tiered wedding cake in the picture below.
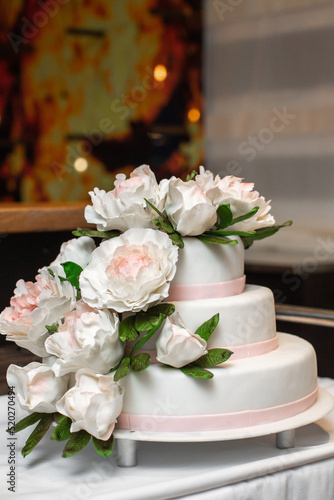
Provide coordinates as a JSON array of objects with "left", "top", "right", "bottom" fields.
[
  {"left": 0, "top": 165, "right": 320, "bottom": 460},
  {"left": 116, "top": 237, "right": 318, "bottom": 432}
]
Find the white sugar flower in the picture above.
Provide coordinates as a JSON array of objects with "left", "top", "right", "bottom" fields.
[
  {"left": 50, "top": 236, "right": 95, "bottom": 275},
  {"left": 80, "top": 228, "right": 178, "bottom": 312},
  {"left": 7, "top": 362, "right": 70, "bottom": 413},
  {"left": 164, "top": 178, "right": 217, "bottom": 236},
  {"left": 156, "top": 312, "right": 208, "bottom": 368},
  {"left": 56, "top": 368, "right": 124, "bottom": 441},
  {"left": 0, "top": 267, "right": 76, "bottom": 357},
  {"left": 210, "top": 176, "right": 275, "bottom": 231},
  {"left": 45, "top": 301, "right": 123, "bottom": 376},
  {"left": 84, "top": 164, "right": 166, "bottom": 231}
]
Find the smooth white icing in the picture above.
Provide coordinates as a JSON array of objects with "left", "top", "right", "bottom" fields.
[
  {"left": 119, "top": 334, "right": 318, "bottom": 418},
  {"left": 173, "top": 284, "right": 276, "bottom": 348},
  {"left": 172, "top": 236, "right": 244, "bottom": 285}
]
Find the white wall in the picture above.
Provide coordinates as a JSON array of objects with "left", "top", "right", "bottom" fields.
[{"left": 204, "top": 0, "right": 334, "bottom": 252}]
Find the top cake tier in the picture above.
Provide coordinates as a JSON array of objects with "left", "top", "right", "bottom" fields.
[{"left": 171, "top": 236, "right": 244, "bottom": 286}]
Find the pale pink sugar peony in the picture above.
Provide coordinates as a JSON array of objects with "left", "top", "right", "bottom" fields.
[
  {"left": 156, "top": 312, "right": 208, "bottom": 368},
  {"left": 194, "top": 165, "right": 216, "bottom": 193},
  {"left": 84, "top": 164, "right": 166, "bottom": 232},
  {"left": 0, "top": 267, "right": 77, "bottom": 357},
  {"left": 7, "top": 362, "right": 71, "bottom": 413},
  {"left": 164, "top": 178, "right": 217, "bottom": 236},
  {"left": 2, "top": 280, "right": 43, "bottom": 323},
  {"left": 210, "top": 176, "right": 275, "bottom": 231},
  {"left": 80, "top": 228, "right": 178, "bottom": 312},
  {"left": 56, "top": 368, "right": 124, "bottom": 441},
  {"left": 45, "top": 300, "right": 123, "bottom": 376}
]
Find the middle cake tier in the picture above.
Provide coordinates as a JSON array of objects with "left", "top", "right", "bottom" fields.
[{"left": 145, "top": 284, "right": 277, "bottom": 355}]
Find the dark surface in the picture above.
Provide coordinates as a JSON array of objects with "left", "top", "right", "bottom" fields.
[{"left": 246, "top": 266, "right": 334, "bottom": 379}]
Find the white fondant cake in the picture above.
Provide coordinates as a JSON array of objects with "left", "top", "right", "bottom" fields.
[{"left": 117, "top": 237, "right": 319, "bottom": 432}]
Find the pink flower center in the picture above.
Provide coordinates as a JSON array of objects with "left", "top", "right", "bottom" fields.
[
  {"left": 107, "top": 250, "right": 153, "bottom": 280},
  {"left": 3, "top": 280, "right": 46, "bottom": 322},
  {"left": 114, "top": 176, "right": 143, "bottom": 198}
]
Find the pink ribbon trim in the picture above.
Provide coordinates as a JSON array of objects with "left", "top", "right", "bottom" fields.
[
  {"left": 228, "top": 334, "right": 279, "bottom": 360},
  {"left": 125, "top": 334, "right": 279, "bottom": 363},
  {"left": 167, "top": 275, "right": 246, "bottom": 301},
  {"left": 116, "top": 386, "right": 318, "bottom": 432}
]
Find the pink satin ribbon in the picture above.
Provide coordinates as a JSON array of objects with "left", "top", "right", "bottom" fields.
[
  {"left": 116, "top": 386, "right": 318, "bottom": 432},
  {"left": 167, "top": 275, "right": 246, "bottom": 301},
  {"left": 227, "top": 334, "right": 279, "bottom": 360},
  {"left": 125, "top": 334, "right": 279, "bottom": 363}
]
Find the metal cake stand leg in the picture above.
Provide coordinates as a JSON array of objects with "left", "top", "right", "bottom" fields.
[
  {"left": 116, "top": 439, "right": 139, "bottom": 467},
  {"left": 276, "top": 429, "right": 296, "bottom": 449}
]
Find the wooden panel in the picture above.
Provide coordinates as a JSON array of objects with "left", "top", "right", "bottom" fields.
[{"left": 0, "top": 202, "right": 93, "bottom": 233}]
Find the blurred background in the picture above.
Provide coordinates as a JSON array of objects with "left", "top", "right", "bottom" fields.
[
  {"left": 1, "top": 0, "right": 334, "bottom": 380},
  {"left": 0, "top": 0, "right": 202, "bottom": 202}
]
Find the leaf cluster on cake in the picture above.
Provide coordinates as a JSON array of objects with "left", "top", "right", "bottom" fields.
[{"left": 1, "top": 165, "right": 316, "bottom": 461}]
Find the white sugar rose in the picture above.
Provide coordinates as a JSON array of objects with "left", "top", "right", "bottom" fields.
[
  {"left": 7, "top": 362, "right": 70, "bottom": 413},
  {"left": 50, "top": 236, "right": 96, "bottom": 275},
  {"left": 165, "top": 178, "right": 217, "bottom": 236},
  {"left": 80, "top": 228, "right": 178, "bottom": 312},
  {"left": 56, "top": 368, "right": 124, "bottom": 441},
  {"left": 0, "top": 267, "right": 76, "bottom": 357},
  {"left": 156, "top": 312, "right": 208, "bottom": 368},
  {"left": 45, "top": 300, "right": 123, "bottom": 376},
  {"left": 84, "top": 164, "right": 166, "bottom": 231},
  {"left": 211, "top": 176, "right": 275, "bottom": 231}
]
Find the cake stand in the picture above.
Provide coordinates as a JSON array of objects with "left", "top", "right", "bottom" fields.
[{"left": 113, "top": 387, "right": 334, "bottom": 467}]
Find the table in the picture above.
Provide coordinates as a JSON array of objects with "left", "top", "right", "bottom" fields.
[{"left": 1, "top": 378, "right": 334, "bottom": 500}]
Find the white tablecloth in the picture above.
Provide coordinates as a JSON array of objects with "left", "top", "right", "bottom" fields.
[{"left": 1, "top": 378, "right": 334, "bottom": 500}]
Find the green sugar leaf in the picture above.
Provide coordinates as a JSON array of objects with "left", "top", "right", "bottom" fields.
[
  {"left": 92, "top": 434, "right": 114, "bottom": 458},
  {"left": 118, "top": 315, "right": 139, "bottom": 342},
  {"left": 45, "top": 323, "right": 58, "bottom": 334},
  {"left": 186, "top": 170, "right": 198, "bottom": 181},
  {"left": 60, "top": 261, "right": 83, "bottom": 290},
  {"left": 114, "top": 357, "right": 131, "bottom": 382},
  {"left": 241, "top": 220, "right": 293, "bottom": 249},
  {"left": 180, "top": 365, "right": 213, "bottom": 379},
  {"left": 51, "top": 416, "right": 72, "bottom": 442},
  {"left": 72, "top": 228, "right": 120, "bottom": 239},
  {"left": 130, "top": 353, "right": 151, "bottom": 372},
  {"left": 21, "top": 414, "right": 53, "bottom": 457},
  {"left": 153, "top": 219, "right": 175, "bottom": 234},
  {"left": 193, "top": 348, "right": 233, "bottom": 368},
  {"left": 168, "top": 231, "right": 184, "bottom": 248},
  {"left": 216, "top": 204, "right": 233, "bottom": 229},
  {"left": 205, "top": 229, "right": 255, "bottom": 237},
  {"left": 54, "top": 412, "right": 68, "bottom": 424},
  {"left": 130, "top": 314, "right": 165, "bottom": 356},
  {"left": 62, "top": 430, "right": 91, "bottom": 458},
  {"left": 7, "top": 412, "right": 44, "bottom": 434},
  {"left": 230, "top": 206, "right": 260, "bottom": 226},
  {"left": 196, "top": 235, "right": 238, "bottom": 245},
  {"left": 195, "top": 313, "right": 220, "bottom": 342},
  {"left": 135, "top": 313, "right": 163, "bottom": 332},
  {"left": 147, "top": 303, "right": 175, "bottom": 318},
  {"left": 144, "top": 198, "right": 166, "bottom": 220}
]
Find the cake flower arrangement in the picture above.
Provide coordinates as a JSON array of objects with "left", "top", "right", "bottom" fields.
[{"left": 1, "top": 165, "right": 291, "bottom": 459}]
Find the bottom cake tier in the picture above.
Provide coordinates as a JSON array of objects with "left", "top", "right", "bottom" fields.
[{"left": 117, "top": 333, "right": 318, "bottom": 432}]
